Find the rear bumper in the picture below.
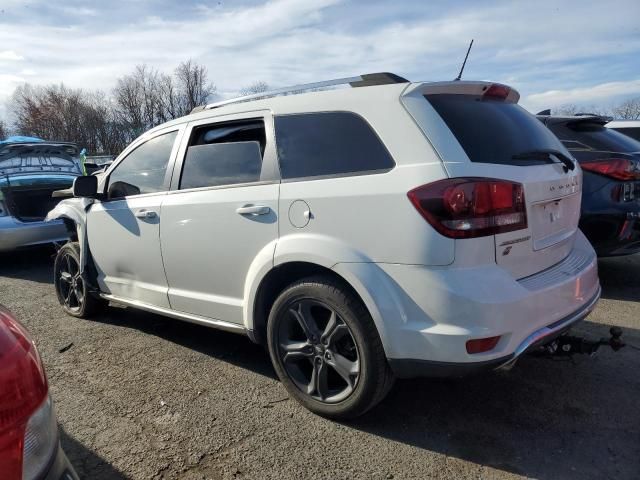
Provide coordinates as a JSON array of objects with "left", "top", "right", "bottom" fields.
[
  {"left": 580, "top": 213, "right": 640, "bottom": 257},
  {"left": 0, "top": 216, "right": 69, "bottom": 251},
  {"left": 334, "top": 230, "right": 601, "bottom": 376},
  {"left": 41, "top": 443, "right": 78, "bottom": 480},
  {"left": 388, "top": 286, "right": 600, "bottom": 378}
]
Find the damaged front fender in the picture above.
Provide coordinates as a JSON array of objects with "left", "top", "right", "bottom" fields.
[{"left": 46, "top": 198, "right": 94, "bottom": 272}]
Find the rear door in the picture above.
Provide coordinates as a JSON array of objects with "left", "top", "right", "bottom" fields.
[
  {"left": 403, "top": 83, "right": 582, "bottom": 278},
  {"left": 160, "top": 111, "right": 279, "bottom": 324}
]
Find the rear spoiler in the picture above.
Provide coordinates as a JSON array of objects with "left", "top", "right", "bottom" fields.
[{"left": 536, "top": 111, "right": 613, "bottom": 127}]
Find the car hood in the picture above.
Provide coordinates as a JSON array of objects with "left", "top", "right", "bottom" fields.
[{"left": 0, "top": 142, "right": 82, "bottom": 176}]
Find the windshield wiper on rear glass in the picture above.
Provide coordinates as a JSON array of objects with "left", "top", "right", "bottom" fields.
[{"left": 511, "top": 149, "right": 575, "bottom": 173}]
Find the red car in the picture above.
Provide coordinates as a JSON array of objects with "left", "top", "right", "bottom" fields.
[{"left": 0, "top": 306, "right": 78, "bottom": 480}]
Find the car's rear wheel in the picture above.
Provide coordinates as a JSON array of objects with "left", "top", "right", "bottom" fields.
[
  {"left": 267, "top": 275, "right": 393, "bottom": 419},
  {"left": 54, "top": 242, "right": 106, "bottom": 318}
]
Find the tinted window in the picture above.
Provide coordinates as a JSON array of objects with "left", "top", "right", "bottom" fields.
[
  {"left": 179, "top": 120, "right": 265, "bottom": 189},
  {"left": 550, "top": 122, "right": 640, "bottom": 152},
  {"left": 612, "top": 127, "right": 640, "bottom": 142},
  {"left": 108, "top": 131, "right": 177, "bottom": 198},
  {"left": 426, "top": 94, "right": 564, "bottom": 165},
  {"left": 274, "top": 112, "right": 394, "bottom": 179}
]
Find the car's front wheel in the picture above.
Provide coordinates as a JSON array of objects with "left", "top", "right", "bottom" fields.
[
  {"left": 267, "top": 275, "right": 393, "bottom": 419},
  {"left": 54, "top": 242, "right": 106, "bottom": 318}
]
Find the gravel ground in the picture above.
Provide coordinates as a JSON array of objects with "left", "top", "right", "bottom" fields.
[{"left": 1, "top": 247, "right": 639, "bottom": 480}]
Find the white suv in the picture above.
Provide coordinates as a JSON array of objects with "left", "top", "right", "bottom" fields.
[{"left": 48, "top": 73, "right": 600, "bottom": 419}]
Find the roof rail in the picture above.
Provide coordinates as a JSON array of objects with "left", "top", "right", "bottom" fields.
[{"left": 191, "top": 72, "right": 409, "bottom": 113}]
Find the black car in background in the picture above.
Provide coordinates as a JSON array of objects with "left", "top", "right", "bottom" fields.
[
  {"left": 607, "top": 120, "right": 640, "bottom": 142},
  {"left": 538, "top": 113, "right": 640, "bottom": 256}
]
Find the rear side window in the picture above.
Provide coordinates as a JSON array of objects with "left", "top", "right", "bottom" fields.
[
  {"left": 274, "top": 112, "right": 395, "bottom": 179},
  {"left": 426, "top": 94, "right": 564, "bottom": 165},
  {"left": 180, "top": 120, "right": 265, "bottom": 189},
  {"left": 550, "top": 122, "right": 640, "bottom": 153}
]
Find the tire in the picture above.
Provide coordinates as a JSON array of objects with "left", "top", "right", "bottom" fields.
[
  {"left": 267, "top": 275, "right": 394, "bottom": 419},
  {"left": 54, "top": 242, "right": 106, "bottom": 318}
]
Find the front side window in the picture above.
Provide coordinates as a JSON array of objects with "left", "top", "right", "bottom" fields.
[
  {"left": 108, "top": 131, "right": 178, "bottom": 198},
  {"left": 274, "top": 112, "right": 395, "bottom": 180},
  {"left": 179, "top": 120, "right": 265, "bottom": 190}
]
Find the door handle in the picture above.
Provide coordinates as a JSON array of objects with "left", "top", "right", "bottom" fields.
[
  {"left": 134, "top": 209, "right": 157, "bottom": 219},
  {"left": 236, "top": 205, "right": 270, "bottom": 216}
]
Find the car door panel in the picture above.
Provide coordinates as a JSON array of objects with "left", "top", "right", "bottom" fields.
[
  {"left": 160, "top": 111, "right": 279, "bottom": 324},
  {"left": 160, "top": 183, "right": 278, "bottom": 322},
  {"left": 88, "top": 194, "right": 170, "bottom": 307},
  {"left": 87, "top": 127, "right": 184, "bottom": 308}
]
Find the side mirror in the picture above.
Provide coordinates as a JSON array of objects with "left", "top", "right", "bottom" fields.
[{"left": 72, "top": 175, "right": 98, "bottom": 198}]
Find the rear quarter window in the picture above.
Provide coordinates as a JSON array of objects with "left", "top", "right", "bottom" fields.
[
  {"left": 426, "top": 94, "right": 565, "bottom": 165},
  {"left": 274, "top": 112, "right": 395, "bottom": 180}
]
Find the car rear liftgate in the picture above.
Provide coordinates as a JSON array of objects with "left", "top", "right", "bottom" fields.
[{"left": 0, "top": 142, "right": 81, "bottom": 222}]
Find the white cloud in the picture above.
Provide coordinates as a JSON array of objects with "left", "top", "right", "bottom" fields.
[
  {"left": 0, "top": 50, "right": 24, "bottom": 61},
  {"left": 523, "top": 79, "right": 640, "bottom": 112},
  {"left": 0, "top": 0, "right": 638, "bottom": 122}
]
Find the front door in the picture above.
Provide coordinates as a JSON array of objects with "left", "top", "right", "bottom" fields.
[
  {"left": 160, "top": 113, "right": 279, "bottom": 324},
  {"left": 87, "top": 128, "right": 182, "bottom": 307}
]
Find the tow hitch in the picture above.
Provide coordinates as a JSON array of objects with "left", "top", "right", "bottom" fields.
[{"left": 537, "top": 327, "right": 625, "bottom": 357}]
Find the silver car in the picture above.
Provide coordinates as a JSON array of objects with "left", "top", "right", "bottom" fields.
[{"left": 0, "top": 140, "right": 81, "bottom": 251}]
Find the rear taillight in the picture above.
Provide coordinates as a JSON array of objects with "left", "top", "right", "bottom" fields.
[
  {"left": 581, "top": 158, "right": 640, "bottom": 181},
  {"left": 408, "top": 178, "right": 527, "bottom": 238},
  {"left": 0, "top": 307, "right": 56, "bottom": 480}
]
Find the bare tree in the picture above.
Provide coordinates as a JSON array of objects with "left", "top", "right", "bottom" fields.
[
  {"left": 613, "top": 97, "right": 640, "bottom": 120},
  {"left": 239, "top": 81, "right": 269, "bottom": 96},
  {"left": 10, "top": 83, "right": 130, "bottom": 155},
  {"left": 174, "top": 60, "right": 216, "bottom": 114},
  {"left": 553, "top": 103, "right": 611, "bottom": 117},
  {"left": 0, "top": 119, "right": 7, "bottom": 139}
]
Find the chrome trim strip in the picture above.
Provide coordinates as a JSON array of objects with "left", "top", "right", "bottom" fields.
[
  {"left": 497, "top": 286, "right": 601, "bottom": 370},
  {"left": 99, "top": 294, "right": 247, "bottom": 335}
]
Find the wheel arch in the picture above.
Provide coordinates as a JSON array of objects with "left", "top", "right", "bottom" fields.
[{"left": 46, "top": 198, "right": 93, "bottom": 274}]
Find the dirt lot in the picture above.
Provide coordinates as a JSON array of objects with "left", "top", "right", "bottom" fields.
[{"left": 0, "top": 247, "right": 639, "bottom": 480}]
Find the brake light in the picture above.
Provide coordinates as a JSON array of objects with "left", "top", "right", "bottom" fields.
[
  {"left": 466, "top": 336, "right": 501, "bottom": 354},
  {"left": 408, "top": 178, "right": 527, "bottom": 238},
  {"left": 0, "top": 307, "right": 53, "bottom": 480},
  {"left": 483, "top": 83, "right": 510, "bottom": 100},
  {"left": 581, "top": 158, "right": 640, "bottom": 181}
]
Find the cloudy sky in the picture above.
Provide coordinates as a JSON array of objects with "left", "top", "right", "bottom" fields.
[{"left": 1, "top": 0, "right": 639, "bottom": 120}]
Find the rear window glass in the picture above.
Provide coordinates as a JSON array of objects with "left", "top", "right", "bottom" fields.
[
  {"left": 274, "top": 112, "right": 395, "bottom": 179},
  {"left": 611, "top": 127, "right": 640, "bottom": 142},
  {"left": 426, "top": 94, "right": 564, "bottom": 165},
  {"left": 550, "top": 123, "right": 640, "bottom": 153}
]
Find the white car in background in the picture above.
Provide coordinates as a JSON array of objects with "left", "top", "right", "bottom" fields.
[{"left": 48, "top": 73, "right": 600, "bottom": 418}]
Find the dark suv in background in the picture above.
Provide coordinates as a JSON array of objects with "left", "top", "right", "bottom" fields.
[{"left": 538, "top": 113, "right": 640, "bottom": 256}]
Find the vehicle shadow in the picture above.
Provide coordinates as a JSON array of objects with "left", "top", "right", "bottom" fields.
[
  {"left": 598, "top": 254, "right": 640, "bottom": 302},
  {"left": 0, "top": 245, "right": 56, "bottom": 284},
  {"left": 347, "top": 319, "right": 640, "bottom": 480},
  {"left": 91, "top": 304, "right": 639, "bottom": 480},
  {"left": 93, "top": 305, "right": 278, "bottom": 380},
  {"left": 59, "top": 427, "right": 130, "bottom": 479}
]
